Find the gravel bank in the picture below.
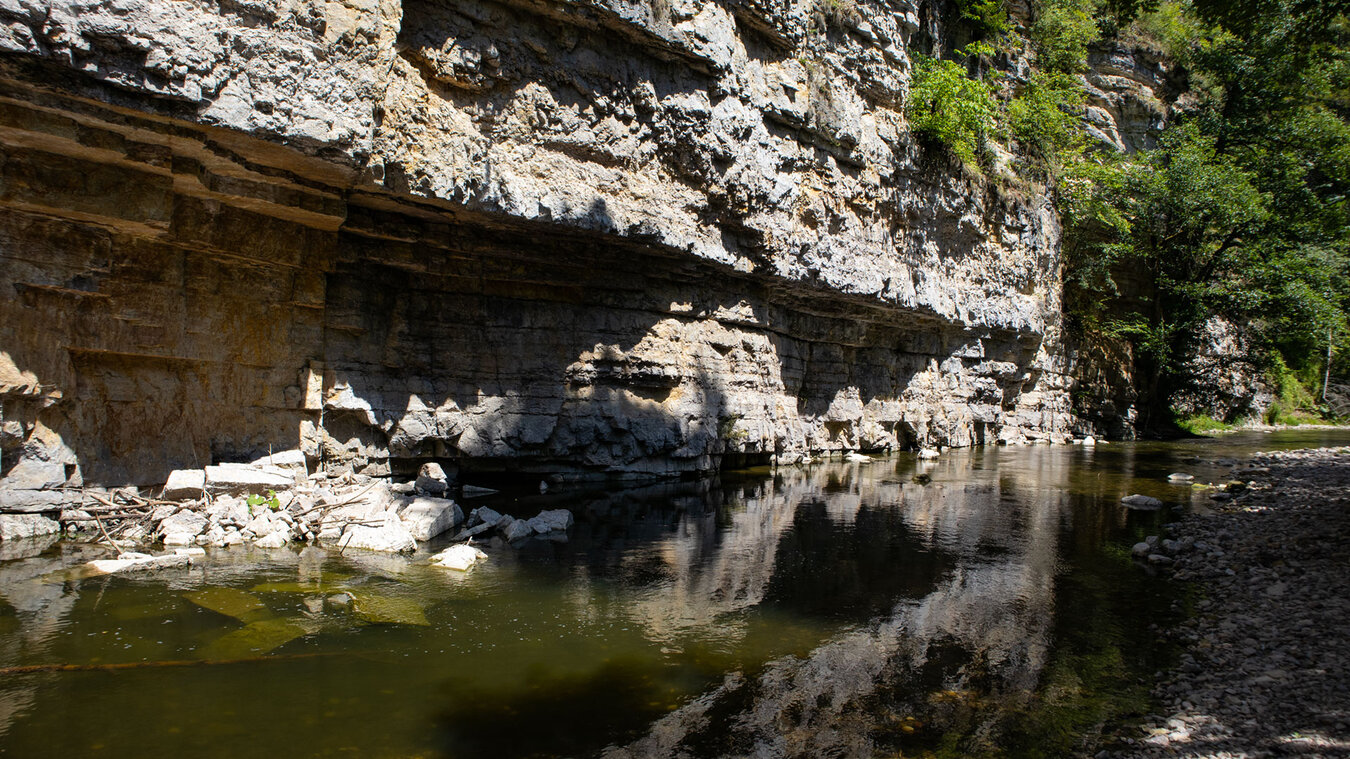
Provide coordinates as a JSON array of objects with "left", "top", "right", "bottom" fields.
[{"left": 1114, "top": 447, "right": 1350, "bottom": 758}]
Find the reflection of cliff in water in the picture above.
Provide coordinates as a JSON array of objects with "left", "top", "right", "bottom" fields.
[{"left": 604, "top": 450, "right": 1075, "bottom": 758}]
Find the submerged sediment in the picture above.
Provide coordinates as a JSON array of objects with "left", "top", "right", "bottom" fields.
[{"left": 1116, "top": 447, "right": 1350, "bottom": 758}]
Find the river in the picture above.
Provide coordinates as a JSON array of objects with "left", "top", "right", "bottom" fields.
[{"left": 2, "top": 429, "right": 1348, "bottom": 758}]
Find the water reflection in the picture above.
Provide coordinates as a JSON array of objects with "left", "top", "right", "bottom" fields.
[{"left": 1, "top": 430, "right": 1348, "bottom": 758}]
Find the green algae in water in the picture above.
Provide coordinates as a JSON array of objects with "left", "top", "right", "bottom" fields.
[
  {"left": 185, "top": 588, "right": 270, "bottom": 623},
  {"left": 351, "top": 592, "right": 430, "bottom": 626},
  {"left": 199, "top": 618, "right": 316, "bottom": 660},
  {"left": 250, "top": 579, "right": 355, "bottom": 595}
]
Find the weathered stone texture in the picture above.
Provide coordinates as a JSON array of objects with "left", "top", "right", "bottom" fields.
[{"left": 0, "top": 0, "right": 1167, "bottom": 493}]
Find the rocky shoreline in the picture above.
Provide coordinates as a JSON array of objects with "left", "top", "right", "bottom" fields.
[
  {"left": 1113, "top": 447, "right": 1350, "bottom": 758},
  {"left": 0, "top": 453, "right": 570, "bottom": 574}
]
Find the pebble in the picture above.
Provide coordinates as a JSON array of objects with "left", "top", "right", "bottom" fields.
[{"left": 1111, "top": 446, "right": 1350, "bottom": 758}]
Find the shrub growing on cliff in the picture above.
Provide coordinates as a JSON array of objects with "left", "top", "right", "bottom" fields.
[
  {"left": 1008, "top": 71, "right": 1087, "bottom": 172},
  {"left": 907, "top": 48, "right": 1000, "bottom": 167},
  {"left": 1031, "top": 0, "right": 1102, "bottom": 72}
]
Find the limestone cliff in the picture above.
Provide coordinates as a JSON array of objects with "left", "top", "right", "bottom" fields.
[{"left": 0, "top": 0, "right": 1164, "bottom": 497}]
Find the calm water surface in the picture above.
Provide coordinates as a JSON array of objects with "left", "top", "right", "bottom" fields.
[{"left": 3, "top": 429, "right": 1348, "bottom": 758}]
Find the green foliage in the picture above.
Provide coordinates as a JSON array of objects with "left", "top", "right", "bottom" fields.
[
  {"left": 1008, "top": 72, "right": 1087, "bottom": 171},
  {"left": 958, "top": 0, "right": 1012, "bottom": 37},
  {"left": 245, "top": 489, "right": 281, "bottom": 515},
  {"left": 1176, "top": 414, "right": 1235, "bottom": 434},
  {"left": 1031, "top": 0, "right": 1102, "bottom": 72},
  {"left": 1263, "top": 354, "right": 1329, "bottom": 424},
  {"left": 907, "top": 49, "right": 1000, "bottom": 167}
]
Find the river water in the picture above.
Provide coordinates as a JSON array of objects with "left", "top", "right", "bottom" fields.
[{"left": 2, "top": 429, "right": 1348, "bottom": 758}]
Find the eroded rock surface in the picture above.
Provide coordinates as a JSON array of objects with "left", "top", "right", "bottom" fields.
[{"left": 0, "top": 0, "right": 1168, "bottom": 492}]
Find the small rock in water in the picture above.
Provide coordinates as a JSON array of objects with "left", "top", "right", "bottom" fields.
[
  {"left": 539, "top": 480, "right": 549, "bottom": 494},
  {"left": 526, "top": 509, "right": 573, "bottom": 534},
  {"left": 430, "top": 543, "right": 488, "bottom": 571},
  {"left": 1122, "top": 494, "right": 1164, "bottom": 509},
  {"left": 1168, "top": 472, "right": 1195, "bottom": 482},
  {"left": 500, "top": 518, "right": 534, "bottom": 542},
  {"left": 1081, "top": 436, "right": 1096, "bottom": 446},
  {"left": 845, "top": 452, "right": 872, "bottom": 463},
  {"left": 327, "top": 593, "right": 353, "bottom": 609},
  {"left": 912, "top": 472, "right": 932, "bottom": 485},
  {"left": 918, "top": 448, "right": 940, "bottom": 459}
]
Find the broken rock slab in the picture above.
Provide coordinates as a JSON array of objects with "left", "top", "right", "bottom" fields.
[
  {"left": 398, "top": 496, "right": 463, "bottom": 541},
  {"left": 526, "top": 509, "right": 573, "bottom": 534},
  {"left": 249, "top": 449, "right": 309, "bottom": 476},
  {"left": 337, "top": 519, "right": 416, "bottom": 553},
  {"left": 205, "top": 464, "right": 295, "bottom": 496},
  {"left": 500, "top": 518, "right": 534, "bottom": 542},
  {"left": 0, "top": 513, "right": 61, "bottom": 541},
  {"left": 157, "top": 510, "right": 208, "bottom": 540},
  {"left": 161, "top": 468, "right": 206, "bottom": 500},
  {"left": 430, "top": 544, "right": 487, "bottom": 571},
  {"left": 415, "top": 463, "right": 449, "bottom": 496},
  {"left": 85, "top": 551, "right": 194, "bottom": 576}
]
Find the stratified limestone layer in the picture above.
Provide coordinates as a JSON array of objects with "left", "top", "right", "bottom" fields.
[{"left": 0, "top": 0, "right": 1136, "bottom": 493}]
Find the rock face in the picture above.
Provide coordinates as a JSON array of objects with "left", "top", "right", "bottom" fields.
[
  {"left": 0, "top": 0, "right": 1166, "bottom": 490},
  {"left": 1171, "top": 317, "right": 1275, "bottom": 423}
]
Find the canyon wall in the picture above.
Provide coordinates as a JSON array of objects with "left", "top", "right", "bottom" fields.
[{"left": 0, "top": 0, "right": 1166, "bottom": 499}]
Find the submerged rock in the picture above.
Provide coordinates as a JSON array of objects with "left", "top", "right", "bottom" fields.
[{"left": 1121, "top": 494, "right": 1164, "bottom": 510}]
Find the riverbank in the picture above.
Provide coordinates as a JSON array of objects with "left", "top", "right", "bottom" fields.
[{"left": 1113, "top": 447, "right": 1350, "bottom": 758}]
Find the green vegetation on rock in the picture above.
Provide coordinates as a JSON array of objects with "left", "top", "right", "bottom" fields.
[{"left": 910, "top": 0, "right": 1350, "bottom": 426}]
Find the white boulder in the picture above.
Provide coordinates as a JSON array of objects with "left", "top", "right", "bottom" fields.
[
  {"left": 398, "top": 496, "right": 463, "bottom": 541},
  {"left": 430, "top": 544, "right": 488, "bottom": 571},
  {"left": 161, "top": 469, "right": 206, "bottom": 500},
  {"left": 0, "top": 514, "right": 60, "bottom": 541}
]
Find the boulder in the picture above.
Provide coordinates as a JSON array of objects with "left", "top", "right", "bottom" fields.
[
  {"left": 162, "top": 468, "right": 207, "bottom": 500},
  {"left": 205, "top": 464, "right": 294, "bottom": 496},
  {"left": 430, "top": 543, "right": 488, "bottom": 571},
  {"left": 85, "top": 552, "right": 192, "bottom": 575},
  {"left": 157, "top": 510, "right": 208, "bottom": 539},
  {"left": 163, "top": 532, "right": 196, "bottom": 546},
  {"left": 244, "top": 511, "right": 275, "bottom": 536},
  {"left": 469, "top": 507, "right": 505, "bottom": 528},
  {"left": 398, "top": 496, "right": 463, "bottom": 541},
  {"left": 500, "top": 518, "right": 534, "bottom": 542},
  {"left": 249, "top": 449, "right": 309, "bottom": 476},
  {"left": 0, "top": 513, "right": 60, "bottom": 541},
  {"left": 415, "top": 462, "right": 449, "bottom": 495},
  {"left": 1121, "top": 494, "right": 1164, "bottom": 510},
  {"left": 338, "top": 520, "right": 416, "bottom": 553},
  {"left": 255, "top": 529, "right": 290, "bottom": 549},
  {"left": 1131, "top": 541, "right": 1152, "bottom": 558},
  {"left": 526, "top": 509, "right": 573, "bottom": 534}
]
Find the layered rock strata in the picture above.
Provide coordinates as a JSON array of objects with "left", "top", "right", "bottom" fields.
[{"left": 1, "top": 0, "right": 1088, "bottom": 494}]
